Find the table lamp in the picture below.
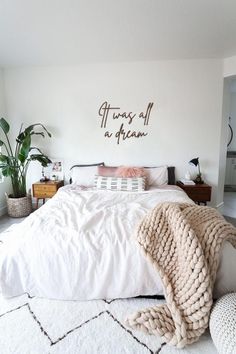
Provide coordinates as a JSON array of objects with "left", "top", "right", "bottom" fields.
[{"left": 189, "top": 157, "right": 204, "bottom": 184}]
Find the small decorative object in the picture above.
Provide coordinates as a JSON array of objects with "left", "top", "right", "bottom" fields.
[
  {"left": 228, "top": 116, "right": 233, "bottom": 147},
  {"left": 184, "top": 170, "right": 191, "bottom": 180},
  {"left": 40, "top": 167, "right": 50, "bottom": 182},
  {"left": 0, "top": 118, "right": 52, "bottom": 217},
  {"left": 189, "top": 157, "right": 204, "bottom": 184},
  {"left": 49, "top": 160, "right": 63, "bottom": 180}
]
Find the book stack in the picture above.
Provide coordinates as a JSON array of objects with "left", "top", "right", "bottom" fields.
[{"left": 179, "top": 178, "right": 195, "bottom": 185}]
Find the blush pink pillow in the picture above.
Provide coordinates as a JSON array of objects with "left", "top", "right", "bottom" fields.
[
  {"left": 115, "top": 166, "right": 147, "bottom": 178},
  {"left": 98, "top": 166, "right": 118, "bottom": 177}
]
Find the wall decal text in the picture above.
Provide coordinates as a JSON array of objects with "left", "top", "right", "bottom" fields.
[{"left": 98, "top": 101, "right": 154, "bottom": 145}]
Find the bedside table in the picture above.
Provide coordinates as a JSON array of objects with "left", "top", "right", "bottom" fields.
[
  {"left": 32, "top": 180, "right": 64, "bottom": 209},
  {"left": 176, "top": 181, "right": 212, "bottom": 205}
]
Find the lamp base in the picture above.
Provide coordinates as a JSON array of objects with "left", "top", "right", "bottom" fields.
[{"left": 194, "top": 174, "right": 204, "bottom": 184}]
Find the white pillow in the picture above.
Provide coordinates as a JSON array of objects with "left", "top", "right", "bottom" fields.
[
  {"left": 94, "top": 175, "right": 146, "bottom": 192},
  {"left": 144, "top": 166, "right": 168, "bottom": 186},
  {"left": 71, "top": 166, "right": 100, "bottom": 186}
]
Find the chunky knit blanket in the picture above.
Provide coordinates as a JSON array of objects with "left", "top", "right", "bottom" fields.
[{"left": 126, "top": 202, "right": 236, "bottom": 348}]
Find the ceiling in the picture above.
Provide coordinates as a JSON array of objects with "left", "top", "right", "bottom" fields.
[{"left": 0, "top": 0, "right": 236, "bottom": 67}]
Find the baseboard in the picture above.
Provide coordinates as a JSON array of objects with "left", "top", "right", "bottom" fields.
[
  {"left": 0, "top": 204, "right": 7, "bottom": 217},
  {"left": 216, "top": 202, "right": 224, "bottom": 214}
]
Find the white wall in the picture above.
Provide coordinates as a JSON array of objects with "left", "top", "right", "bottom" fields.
[
  {"left": 0, "top": 69, "right": 11, "bottom": 215},
  {"left": 3, "top": 59, "right": 223, "bottom": 206}
]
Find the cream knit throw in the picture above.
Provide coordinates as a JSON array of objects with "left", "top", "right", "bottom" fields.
[{"left": 126, "top": 202, "right": 236, "bottom": 348}]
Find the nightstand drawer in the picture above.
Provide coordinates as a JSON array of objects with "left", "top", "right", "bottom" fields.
[
  {"left": 33, "top": 190, "right": 56, "bottom": 198},
  {"left": 33, "top": 185, "right": 57, "bottom": 193}
]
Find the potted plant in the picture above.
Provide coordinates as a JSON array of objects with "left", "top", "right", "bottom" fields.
[{"left": 0, "top": 117, "right": 52, "bottom": 217}]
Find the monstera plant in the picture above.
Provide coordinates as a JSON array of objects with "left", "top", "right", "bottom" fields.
[{"left": 0, "top": 118, "right": 52, "bottom": 217}]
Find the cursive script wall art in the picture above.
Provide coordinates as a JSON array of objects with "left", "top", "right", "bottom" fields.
[{"left": 98, "top": 101, "right": 154, "bottom": 145}]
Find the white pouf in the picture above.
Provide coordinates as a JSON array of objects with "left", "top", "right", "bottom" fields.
[{"left": 210, "top": 293, "right": 236, "bottom": 354}]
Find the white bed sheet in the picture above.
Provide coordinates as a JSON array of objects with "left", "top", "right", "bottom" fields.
[{"left": 0, "top": 185, "right": 235, "bottom": 300}]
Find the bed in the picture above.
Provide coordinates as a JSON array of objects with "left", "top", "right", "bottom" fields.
[{"left": 0, "top": 170, "right": 236, "bottom": 301}]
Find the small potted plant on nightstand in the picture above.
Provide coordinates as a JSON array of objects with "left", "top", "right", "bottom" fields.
[{"left": 0, "top": 118, "right": 52, "bottom": 217}]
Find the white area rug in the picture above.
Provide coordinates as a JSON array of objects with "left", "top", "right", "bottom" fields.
[{"left": 0, "top": 294, "right": 217, "bottom": 354}]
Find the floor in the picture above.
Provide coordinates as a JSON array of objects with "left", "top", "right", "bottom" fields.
[{"left": 0, "top": 215, "right": 24, "bottom": 233}]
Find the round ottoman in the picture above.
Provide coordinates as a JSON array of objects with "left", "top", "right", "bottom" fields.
[{"left": 210, "top": 293, "right": 236, "bottom": 354}]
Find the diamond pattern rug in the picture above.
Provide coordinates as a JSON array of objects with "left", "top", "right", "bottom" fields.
[{"left": 0, "top": 293, "right": 217, "bottom": 354}]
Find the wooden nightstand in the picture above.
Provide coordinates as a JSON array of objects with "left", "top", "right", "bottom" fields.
[
  {"left": 32, "top": 180, "right": 64, "bottom": 209},
  {"left": 176, "top": 181, "right": 212, "bottom": 205}
]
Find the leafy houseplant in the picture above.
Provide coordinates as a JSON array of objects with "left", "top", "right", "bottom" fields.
[{"left": 0, "top": 117, "right": 52, "bottom": 217}]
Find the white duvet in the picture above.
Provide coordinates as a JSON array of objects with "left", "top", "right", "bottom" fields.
[{"left": 0, "top": 185, "right": 236, "bottom": 300}]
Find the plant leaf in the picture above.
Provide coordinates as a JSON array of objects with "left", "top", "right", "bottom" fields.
[
  {"left": 25, "top": 123, "right": 51, "bottom": 137},
  {"left": 0, "top": 140, "right": 4, "bottom": 146},
  {"left": 30, "top": 154, "right": 52, "bottom": 167},
  {"left": 16, "top": 127, "right": 50, "bottom": 144},
  {"left": 1, "top": 166, "right": 15, "bottom": 177},
  {"left": 18, "top": 133, "right": 31, "bottom": 163},
  {"left": 30, "top": 132, "right": 45, "bottom": 138},
  {"left": 0, "top": 118, "right": 10, "bottom": 134},
  {"left": 16, "top": 132, "right": 25, "bottom": 143},
  {"left": 0, "top": 154, "right": 10, "bottom": 163},
  {"left": 29, "top": 147, "right": 44, "bottom": 154}
]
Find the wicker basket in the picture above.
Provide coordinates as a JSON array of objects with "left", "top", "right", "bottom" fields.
[{"left": 5, "top": 193, "right": 32, "bottom": 218}]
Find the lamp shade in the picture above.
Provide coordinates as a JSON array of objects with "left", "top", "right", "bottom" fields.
[{"left": 189, "top": 158, "right": 199, "bottom": 167}]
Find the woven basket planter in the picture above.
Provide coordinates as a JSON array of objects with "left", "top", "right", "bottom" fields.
[{"left": 5, "top": 193, "right": 32, "bottom": 218}]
